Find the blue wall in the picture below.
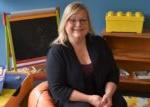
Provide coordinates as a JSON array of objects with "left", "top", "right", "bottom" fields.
[{"left": 0, "top": 0, "right": 150, "bottom": 65}]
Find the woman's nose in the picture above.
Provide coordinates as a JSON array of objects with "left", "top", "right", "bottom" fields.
[{"left": 74, "top": 20, "right": 82, "bottom": 26}]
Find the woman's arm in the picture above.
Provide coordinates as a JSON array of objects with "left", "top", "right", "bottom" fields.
[
  {"left": 104, "top": 82, "right": 117, "bottom": 97},
  {"left": 46, "top": 46, "right": 73, "bottom": 103},
  {"left": 101, "top": 82, "right": 117, "bottom": 107},
  {"left": 99, "top": 37, "right": 119, "bottom": 106},
  {"left": 70, "top": 90, "right": 102, "bottom": 107}
]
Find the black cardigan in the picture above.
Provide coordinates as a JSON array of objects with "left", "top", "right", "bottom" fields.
[{"left": 46, "top": 34, "right": 119, "bottom": 103}]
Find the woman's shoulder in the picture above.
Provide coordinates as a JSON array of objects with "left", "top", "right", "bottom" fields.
[
  {"left": 50, "top": 44, "right": 63, "bottom": 50},
  {"left": 88, "top": 33, "right": 106, "bottom": 44},
  {"left": 48, "top": 44, "right": 66, "bottom": 55}
]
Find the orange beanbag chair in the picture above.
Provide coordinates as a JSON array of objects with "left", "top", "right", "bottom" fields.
[{"left": 28, "top": 81, "right": 55, "bottom": 107}]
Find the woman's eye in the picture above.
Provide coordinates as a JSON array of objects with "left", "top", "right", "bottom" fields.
[{"left": 69, "top": 18, "right": 87, "bottom": 24}]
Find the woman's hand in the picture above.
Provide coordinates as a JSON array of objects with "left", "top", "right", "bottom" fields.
[
  {"left": 101, "top": 94, "right": 112, "bottom": 107},
  {"left": 88, "top": 95, "right": 102, "bottom": 107}
]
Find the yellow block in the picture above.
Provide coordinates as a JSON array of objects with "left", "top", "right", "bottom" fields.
[
  {"left": 105, "top": 11, "right": 144, "bottom": 33},
  {"left": 0, "top": 89, "right": 16, "bottom": 107}
]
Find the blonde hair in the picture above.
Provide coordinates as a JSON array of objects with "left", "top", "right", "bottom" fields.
[{"left": 52, "top": 2, "right": 94, "bottom": 45}]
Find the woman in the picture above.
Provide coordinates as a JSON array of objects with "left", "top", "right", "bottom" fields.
[{"left": 46, "top": 2, "right": 127, "bottom": 107}]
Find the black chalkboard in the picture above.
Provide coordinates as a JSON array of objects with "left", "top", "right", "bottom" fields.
[{"left": 10, "top": 16, "right": 58, "bottom": 61}]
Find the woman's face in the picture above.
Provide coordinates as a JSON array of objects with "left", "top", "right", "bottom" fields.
[{"left": 65, "top": 10, "right": 89, "bottom": 39}]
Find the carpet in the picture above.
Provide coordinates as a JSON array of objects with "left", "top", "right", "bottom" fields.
[{"left": 124, "top": 96, "right": 150, "bottom": 107}]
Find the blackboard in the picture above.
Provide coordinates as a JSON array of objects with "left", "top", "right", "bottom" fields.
[
  {"left": 9, "top": 9, "right": 59, "bottom": 62},
  {"left": 10, "top": 17, "right": 58, "bottom": 61}
]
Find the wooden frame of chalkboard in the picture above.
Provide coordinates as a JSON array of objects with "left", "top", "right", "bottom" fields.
[{"left": 6, "top": 7, "right": 60, "bottom": 69}]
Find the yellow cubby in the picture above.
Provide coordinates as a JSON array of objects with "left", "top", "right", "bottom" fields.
[{"left": 105, "top": 11, "right": 144, "bottom": 33}]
